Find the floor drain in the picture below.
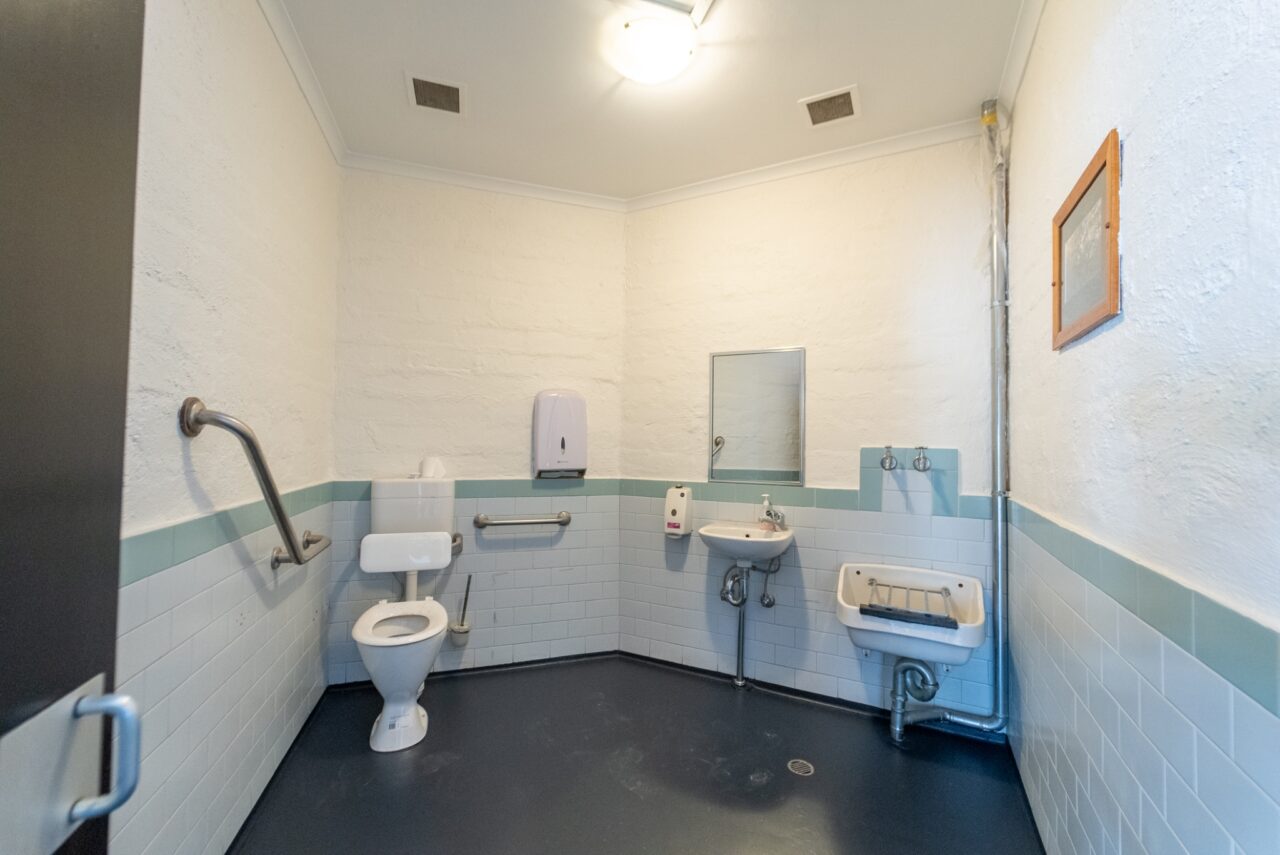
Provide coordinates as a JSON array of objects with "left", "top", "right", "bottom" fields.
[{"left": 787, "top": 758, "right": 815, "bottom": 777}]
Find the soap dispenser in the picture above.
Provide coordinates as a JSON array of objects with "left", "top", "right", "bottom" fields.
[{"left": 759, "top": 494, "right": 776, "bottom": 531}]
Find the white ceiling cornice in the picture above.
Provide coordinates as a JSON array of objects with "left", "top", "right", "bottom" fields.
[
  {"left": 259, "top": 0, "right": 1043, "bottom": 214},
  {"left": 624, "top": 119, "right": 981, "bottom": 212},
  {"left": 259, "top": 0, "right": 347, "bottom": 162},
  {"left": 343, "top": 151, "right": 631, "bottom": 212},
  {"left": 996, "top": 0, "right": 1048, "bottom": 112}
]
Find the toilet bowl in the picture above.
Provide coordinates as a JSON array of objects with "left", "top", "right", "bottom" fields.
[{"left": 353, "top": 596, "right": 449, "bottom": 752}]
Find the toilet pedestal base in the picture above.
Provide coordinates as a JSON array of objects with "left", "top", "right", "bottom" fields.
[{"left": 368, "top": 701, "right": 428, "bottom": 752}]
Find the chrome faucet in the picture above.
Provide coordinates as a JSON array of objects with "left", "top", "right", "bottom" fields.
[
  {"left": 880, "top": 445, "right": 898, "bottom": 471},
  {"left": 759, "top": 493, "right": 787, "bottom": 530}
]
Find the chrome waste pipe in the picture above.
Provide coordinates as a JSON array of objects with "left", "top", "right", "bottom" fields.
[
  {"left": 891, "top": 99, "right": 1010, "bottom": 742},
  {"left": 889, "top": 658, "right": 941, "bottom": 742},
  {"left": 720, "top": 564, "right": 749, "bottom": 687}
]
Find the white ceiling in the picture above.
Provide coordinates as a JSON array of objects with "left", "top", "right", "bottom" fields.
[{"left": 266, "top": 0, "right": 1037, "bottom": 209}]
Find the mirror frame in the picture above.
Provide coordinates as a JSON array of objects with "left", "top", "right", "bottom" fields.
[{"left": 707, "top": 346, "right": 806, "bottom": 486}]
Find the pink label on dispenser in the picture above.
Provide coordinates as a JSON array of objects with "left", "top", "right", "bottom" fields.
[{"left": 666, "top": 522, "right": 681, "bottom": 529}]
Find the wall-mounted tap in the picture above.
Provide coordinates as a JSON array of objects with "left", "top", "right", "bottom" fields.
[
  {"left": 759, "top": 494, "right": 787, "bottom": 530},
  {"left": 880, "top": 446, "right": 898, "bottom": 471},
  {"left": 913, "top": 446, "right": 932, "bottom": 472}
]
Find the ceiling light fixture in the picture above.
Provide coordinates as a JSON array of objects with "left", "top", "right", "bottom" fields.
[{"left": 607, "top": 16, "right": 697, "bottom": 85}]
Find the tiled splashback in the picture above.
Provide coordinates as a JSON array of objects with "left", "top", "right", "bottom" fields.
[
  {"left": 312, "top": 463, "right": 997, "bottom": 716},
  {"left": 115, "top": 465, "right": 1278, "bottom": 725},
  {"left": 111, "top": 504, "right": 331, "bottom": 855},
  {"left": 320, "top": 485, "right": 994, "bottom": 713},
  {"left": 617, "top": 493, "right": 996, "bottom": 712},
  {"left": 325, "top": 493, "right": 621, "bottom": 683},
  {"left": 112, "top": 461, "right": 1280, "bottom": 855},
  {"left": 1009, "top": 506, "right": 1280, "bottom": 855}
]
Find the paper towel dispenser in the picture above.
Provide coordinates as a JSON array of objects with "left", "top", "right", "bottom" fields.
[{"left": 532, "top": 390, "right": 587, "bottom": 479}]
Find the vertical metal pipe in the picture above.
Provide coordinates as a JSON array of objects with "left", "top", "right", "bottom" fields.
[
  {"left": 979, "top": 96, "right": 1011, "bottom": 733},
  {"left": 890, "top": 100, "right": 1010, "bottom": 738},
  {"left": 734, "top": 605, "right": 747, "bottom": 687}
]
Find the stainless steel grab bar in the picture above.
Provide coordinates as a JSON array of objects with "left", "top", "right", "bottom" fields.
[
  {"left": 473, "top": 511, "right": 571, "bottom": 528},
  {"left": 179, "top": 397, "right": 332, "bottom": 569}
]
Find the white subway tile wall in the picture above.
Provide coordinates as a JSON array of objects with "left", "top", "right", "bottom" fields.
[
  {"left": 617, "top": 495, "right": 997, "bottom": 712},
  {"left": 324, "top": 495, "right": 621, "bottom": 682},
  {"left": 322, "top": 488, "right": 996, "bottom": 718},
  {"left": 1008, "top": 524, "right": 1280, "bottom": 855},
  {"left": 110, "top": 504, "right": 332, "bottom": 855}
]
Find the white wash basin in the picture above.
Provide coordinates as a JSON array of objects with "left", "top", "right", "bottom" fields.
[
  {"left": 698, "top": 523, "right": 794, "bottom": 564},
  {"left": 836, "top": 563, "right": 985, "bottom": 665}
]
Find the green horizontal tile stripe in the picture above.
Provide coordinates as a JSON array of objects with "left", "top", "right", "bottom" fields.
[
  {"left": 1193, "top": 594, "right": 1280, "bottom": 715},
  {"left": 1010, "top": 500, "right": 1280, "bottom": 716},
  {"left": 958, "top": 495, "right": 992, "bottom": 520},
  {"left": 119, "top": 526, "right": 174, "bottom": 586},
  {"left": 119, "top": 471, "right": 991, "bottom": 591},
  {"left": 710, "top": 468, "right": 802, "bottom": 483},
  {"left": 815, "top": 489, "right": 859, "bottom": 511},
  {"left": 332, "top": 480, "right": 372, "bottom": 501},
  {"left": 119, "top": 481, "right": 335, "bottom": 586},
  {"left": 455, "top": 478, "right": 621, "bottom": 498}
]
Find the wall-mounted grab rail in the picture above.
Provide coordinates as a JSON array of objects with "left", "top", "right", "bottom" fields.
[
  {"left": 179, "top": 397, "right": 332, "bottom": 569},
  {"left": 474, "top": 512, "right": 571, "bottom": 529}
]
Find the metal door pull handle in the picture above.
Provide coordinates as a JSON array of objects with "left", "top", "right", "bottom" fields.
[{"left": 69, "top": 694, "right": 139, "bottom": 821}]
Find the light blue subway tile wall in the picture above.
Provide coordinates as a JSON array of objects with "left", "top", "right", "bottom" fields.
[
  {"left": 855, "top": 447, "right": 962, "bottom": 517},
  {"left": 325, "top": 488, "right": 621, "bottom": 684},
  {"left": 1008, "top": 503, "right": 1280, "bottom": 855},
  {"left": 616, "top": 483, "right": 997, "bottom": 714},
  {"left": 110, "top": 503, "right": 331, "bottom": 855},
  {"left": 123, "top": 475, "right": 1000, "bottom": 712},
  {"left": 709, "top": 468, "right": 803, "bottom": 483},
  {"left": 1010, "top": 500, "right": 1278, "bottom": 716}
]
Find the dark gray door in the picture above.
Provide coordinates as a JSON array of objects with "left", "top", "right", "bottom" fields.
[{"left": 0, "top": 0, "right": 145, "bottom": 851}]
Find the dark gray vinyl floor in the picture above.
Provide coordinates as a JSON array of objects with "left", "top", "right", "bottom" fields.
[{"left": 229, "top": 655, "right": 1044, "bottom": 855}]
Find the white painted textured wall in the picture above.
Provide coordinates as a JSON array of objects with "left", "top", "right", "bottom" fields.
[
  {"left": 623, "top": 138, "right": 993, "bottom": 492},
  {"left": 1007, "top": 0, "right": 1280, "bottom": 624},
  {"left": 123, "top": 0, "right": 341, "bottom": 535},
  {"left": 334, "top": 172, "right": 626, "bottom": 480},
  {"left": 115, "top": 4, "right": 339, "bottom": 852}
]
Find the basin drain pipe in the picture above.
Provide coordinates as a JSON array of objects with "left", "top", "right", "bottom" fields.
[
  {"left": 892, "top": 99, "right": 1010, "bottom": 742},
  {"left": 889, "top": 658, "right": 941, "bottom": 742}
]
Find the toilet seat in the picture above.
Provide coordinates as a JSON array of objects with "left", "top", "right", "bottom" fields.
[{"left": 352, "top": 598, "right": 448, "bottom": 647}]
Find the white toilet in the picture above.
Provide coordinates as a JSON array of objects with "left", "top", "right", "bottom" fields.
[{"left": 352, "top": 477, "right": 455, "bottom": 752}]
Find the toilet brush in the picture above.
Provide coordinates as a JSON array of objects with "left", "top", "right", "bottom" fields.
[{"left": 448, "top": 574, "right": 472, "bottom": 640}]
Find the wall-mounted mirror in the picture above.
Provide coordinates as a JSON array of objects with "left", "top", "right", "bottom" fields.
[{"left": 709, "top": 347, "right": 805, "bottom": 485}]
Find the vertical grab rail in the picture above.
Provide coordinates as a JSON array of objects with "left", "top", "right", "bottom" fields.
[{"left": 179, "top": 397, "right": 331, "bottom": 569}]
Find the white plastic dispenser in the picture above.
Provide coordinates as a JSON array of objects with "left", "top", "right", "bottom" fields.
[
  {"left": 664, "top": 485, "right": 691, "bottom": 538},
  {"left": 532, "top": 389, "right": 587, "bottom": 478}
]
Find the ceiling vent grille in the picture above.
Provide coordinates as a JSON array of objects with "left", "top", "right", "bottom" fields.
[
  {"left": 800, "top": 85, "right": 862, "bottom": 127},
  {"left": 412, "top": 78, "right": 461, "bottom": 114}
]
